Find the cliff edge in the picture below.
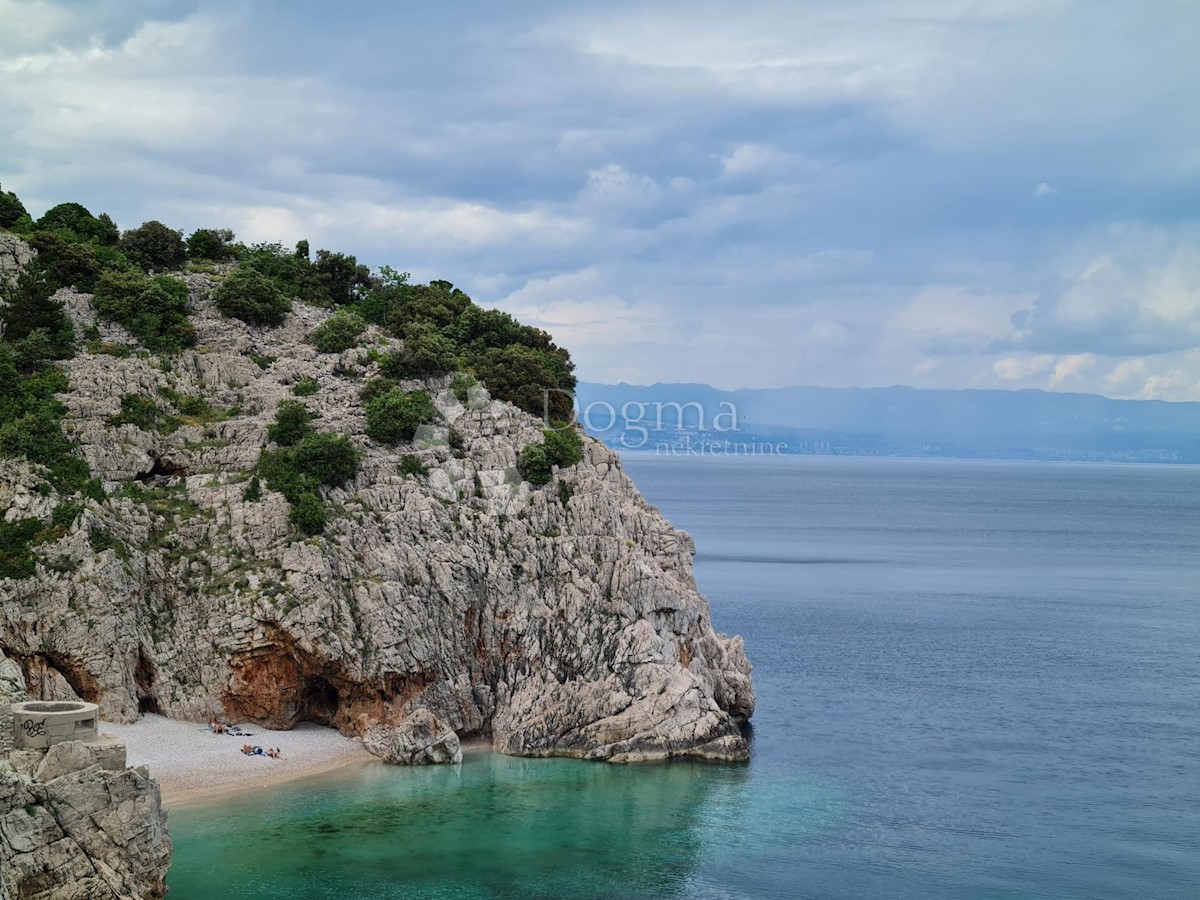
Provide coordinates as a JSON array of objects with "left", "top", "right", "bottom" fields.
[{"left": 0, "top": 230, "right": 754, "bottom": 765}]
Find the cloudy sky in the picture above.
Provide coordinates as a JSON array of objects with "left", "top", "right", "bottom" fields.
[{"left": 3, "top": 1, "right": 1199, "bottom": 398}]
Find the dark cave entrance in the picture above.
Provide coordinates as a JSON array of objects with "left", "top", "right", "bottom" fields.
[
  {"left": 135, "top": 650, "right": 161, "bottom": 715},
  {"left": 299, "top": 675, "right": 340, "bottom": 726}
]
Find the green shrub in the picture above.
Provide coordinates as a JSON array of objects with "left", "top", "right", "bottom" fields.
[
  {"left": 470, "top": 344, "right": 575, "bottom": 420},
  {"left": 399, "top": 454, "right": 428, "bottom": 477},
  {"left": 314, "top": 250, "right": 372, "bottom": 307},
  {"left": 309, "top": 310, "right": 365, "bottom": 353},
  {"left": 451, "top": 374, "right": 476, "bottom": 404},
  {"left": 0, "top": 518, "right": 41, "bottom": 580},
  {"left": 34, "top": 203, "right": 118, "bottom": 245},
  {"left": 258, "top": 432, "right": 358, "bottom": 536},
  {"left": 290, "top": 433, "right": 359, "bottom": 486},
  {"left": 448, "top": 428, "right": 464, "bottom": 451},
  {"left": 291, "top": 377, "right": 318, "bottom": 396},
  {"left": 519, "top": 426, "right": 583, "bottom": 487},
  {"left": 267, "top": 401, "right": 315, "bottom": 447},
  {"left": 51, "top": 501, "right": 83, "bottom": 529},
  {"left": 557, "top": 480, "right": 574, "bottom": 506},
  {"left": 242, "top": 476, "right": 262, "bottom": 502},
  {"left": 119, "top": 221, "right": 186, "bottom": 271},
  {"left": 359, "top": 377, "right": 397, "bottom": 404},
  {"left": 185, "top": 228, "right": 236, "bottom": 262},
  {"left": 92, "top": 270, "right": 195, "bottom": 353},
  {"left": 250, "top": 353, "right": 276, "bottom": 370},
  {"left": 0, "top": 184, "right": 26, "bottom": 229},
  {"left": 365, "top": 388, "right": 436, "bottom": 445},
  {"left": 26, "top": 232, "right": 101, "bottom": 291},
  {"left": 543, "top": 424, "right": 584, "bottom": 469},
  {"left": 518, "top": 444, "right": 551, "bottom": 487},
  {"left": 213, "top": 267, "right": 291, "bottom": 326},
  {"left": 290, "top": 492, "right": 327, "bottom": 536},
  {"left": 380, "top": 321, "right": 458, "bottom": 379},
  {"left": 238, "top": 242, "right": 326, "bottom": 306},
  {"left": 108, "top": 394, "right": 161, "bottom": 430},
  {"left": 0, "top": 262, "right": 74, "bottom": 362}
]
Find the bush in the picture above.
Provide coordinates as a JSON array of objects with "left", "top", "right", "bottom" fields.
[
  {"left": 471, "top": 345, "right": 575, "bottom": 420},
  {"left": 451, "top": 374, "right": 476, "bottom": 404},
  {"left": 267, "top": 401, "right": 316, "bottom": 447},
  {"left": 242, "top": 476, "right": 262, "bottom": 502},
  {"left": 92, "top": 270, "right": 195, "bottom": 353},
  {"left": 290, "top": 433, "right": 359, "bottom": 486},
  {"left": 0, "top": 518, "right": 40, "bottom": 580},
  {"left": 519, "top": 426, "right": 583, "bottom": 487},
  {"left": 290, "top": 492, "right": 328, "bottom": 536},
  {"left": 27, "top": 232, "right": 101, "bottom": 291},
  {"left": 51, "top": 501, "right": 82, "bottom": 529},
  {"left": 359, "top": 377, "right": 397, "bottom": 404},
  {"left": 0, "top": 262, "right": 74, "bottom": 363},
  {"left": 380, "top": 321, "right": 458, "bottom": 379},
  {"left": 518, "top": 444, "right": 552, "bottom": 486},
  {"left": 185, "top": 228, "right": 236, "bottom": 262},
  {"left": 365, "top": 388, "right": 436, "bottom": 445},
  {"left": 239, "top": 243, "right": 326, "bottom": 306},
  {"left": 35, "top": 203, "right": 118, "bottom": 245},
  {"left": 448, "top": 428, "right": 464, "bottom": 451},
  {"left": 213, "top": 267, "right": 291, "bottom": 326},
  {"left": 314, "top": 250, "right": 372, "bottom": 307},
  {"left": 399, "top": 454, "right": 428, "bottom": 477},
  {"left": 291, "top": 377, "right": 318, "bottom": 396},
  {"left": 119, "top": 221, "right": 186, "bottom": 271},
  {"left": 557, "top": 480, "right": 574, "bottom": 506},
  {"left": 108, "top": 394, "right": 161, "bottom": 430},
  {"left": 309, "top": 310, "right": 365, "bottom": 353},
  {"left": 543, "top": 424, "right": 584, "bottom": 469},
  {"left": 0, "top": 184, "right": 28, "bottom": 229},
  {"left": 258, "top": 433, "right": 358, "bottom": 536}
]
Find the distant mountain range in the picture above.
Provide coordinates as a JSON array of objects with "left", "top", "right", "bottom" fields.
[{"left": 575, "top": 382, "right": 1200, "bottom": 463}]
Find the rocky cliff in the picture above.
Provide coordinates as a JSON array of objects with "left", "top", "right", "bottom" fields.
[
  {"left": 0, "top": 234, "right": 754, "bottom": 764},
  {"left": 0, "top": 653, "right": 171, "bottom": 900}
]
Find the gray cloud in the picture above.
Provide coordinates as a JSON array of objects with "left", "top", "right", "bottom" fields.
[{"left": 2, "top": 0, "right": 1199, "bottom": 397}]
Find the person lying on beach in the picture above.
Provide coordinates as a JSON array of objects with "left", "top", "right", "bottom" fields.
[
  {"left": 241, "top": 744, "right": 253, "bottom": 755},
  {"left": 210, "top": 719, "right": 226, "bottom": 734},
  {"left": 266, "top": 747, "right": 283, "bottom": 759}
]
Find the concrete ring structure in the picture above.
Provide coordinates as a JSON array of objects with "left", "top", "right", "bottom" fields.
[{"left": 11, "top": 700, "right": 100, "bottom": 749}]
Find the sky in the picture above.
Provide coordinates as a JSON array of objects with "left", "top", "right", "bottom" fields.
[{"left": 2, "top": 0, "right": 1199, "bottom": 399}]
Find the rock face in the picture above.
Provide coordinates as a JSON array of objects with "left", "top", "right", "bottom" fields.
[
  {"left": 0, "top": 233, "right": 34, "bottom": 286},
  {"left": 362, "top": 708, "right": 462, "bottom": 765},
  {"left": 0, "top": 653, "right": 171, "bottom": 900},
  {"left": 0, "top": 240, "right": 755, "bottom": 766}
]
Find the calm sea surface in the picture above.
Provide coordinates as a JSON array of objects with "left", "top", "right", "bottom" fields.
[{"left": 168, "top": 455, "right": 1200, "bottom": 899}]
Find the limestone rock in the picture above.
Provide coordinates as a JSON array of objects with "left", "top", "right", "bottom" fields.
[
  {"left": 0, "top": 273, "right": 755, "bottom": 766},
  {"left": 0, "top": 233, "right": 33, "bottom": 287},
  {"left": 363, "top": 708, "right": 463, "bottom": 765}
]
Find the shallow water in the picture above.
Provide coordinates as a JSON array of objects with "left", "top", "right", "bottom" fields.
[{"left": 168, "top": 456, "right": 1200, "bottom": 899}]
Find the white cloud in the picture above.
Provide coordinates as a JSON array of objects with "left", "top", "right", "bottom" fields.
[
  {"left": 993, "top": 355, "right": 1055, "bottom": 382},
  {"left": 1049, "top": 352, "right": 1096, "bottom": 387},
  {"left": 1033, "top": 182, "right": 1057, "bottom": 198}
]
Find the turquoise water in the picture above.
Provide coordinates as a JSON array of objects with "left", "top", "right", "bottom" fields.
[{"left": 169, "top": 456, "right": 1200, "bottom": 898}]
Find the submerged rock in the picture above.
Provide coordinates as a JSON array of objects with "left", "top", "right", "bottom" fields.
[{"left": 362, "top": 708, "right": 462, "bottom": 765}]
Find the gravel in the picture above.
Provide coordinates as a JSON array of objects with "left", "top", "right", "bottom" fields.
[{"left": 102, "top": 713, "right": 375, "bottom": 805}]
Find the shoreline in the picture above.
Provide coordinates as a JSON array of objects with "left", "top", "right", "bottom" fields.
[{"left": 102, "top": 713, "right": 378, "bottom": 808}]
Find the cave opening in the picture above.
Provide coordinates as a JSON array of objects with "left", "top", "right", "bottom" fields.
[
  {"left": 136, "top": 456, "right": 190, "bottom": 483},
  {"left": 135, "top": 650, "right": 161, "bottom": 715},
  {"left": 299, "top": 675, "right": 340, "bottom": 726}
]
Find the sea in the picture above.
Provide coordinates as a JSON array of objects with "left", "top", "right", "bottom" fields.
[{"left": 167, "top": 455, "right": 1200, "bottom": 899}]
